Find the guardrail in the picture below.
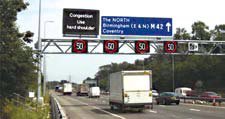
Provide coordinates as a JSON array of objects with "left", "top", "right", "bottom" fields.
[
  {"left": 179, "top": 96, "right": 225, "bottom": 106},
  {"left": 100, "top": 92, "right": 109, "bottom": 95},
  {"left": 51, "top": 95, "right": 67, "bottom": 119}
]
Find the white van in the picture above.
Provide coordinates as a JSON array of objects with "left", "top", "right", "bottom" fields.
[
  {"left": 89, "top": 87, "right": 100, "bottom": 98},
  {"left": 175, "top": 87, "right": 192, "bottom": 97}
]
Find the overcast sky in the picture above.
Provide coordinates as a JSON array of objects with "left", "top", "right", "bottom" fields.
[{"left": 17, "top": 0, "right": 225, "bottom": 83}]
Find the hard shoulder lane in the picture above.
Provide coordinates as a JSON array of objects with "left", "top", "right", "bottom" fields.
[{"left": 55, "top": 94, "right": 120, "bottom": 119}]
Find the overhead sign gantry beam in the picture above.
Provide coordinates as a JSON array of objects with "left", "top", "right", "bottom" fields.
[{"left": 41, "top": 38, "right": 225, "bottom": 55}]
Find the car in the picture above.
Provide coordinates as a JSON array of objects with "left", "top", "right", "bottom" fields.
[
  {"left": 152, "top": 90, "right": 159, "bottom": 97},
  {"left": 55, "top": 86, "right": 62, "bottom": 92},
  {"left": 55, "top": 86, "right": 60, "bottom": 92},
  {"left": 186, "top": 90, "right": 201, "bottom": 97},
  {"left": 156, "top": 92, "right": 180, "bottom": 105},
  {"left": 200, "top": 91, "right": 221, "bottom": 99}
]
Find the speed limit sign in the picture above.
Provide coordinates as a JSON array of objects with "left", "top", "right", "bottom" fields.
[
  {"left": 135, "top": 41, "right": 150, "bottom": 54},
  {"left": 103, "top": 40, "right": 119, "bottom": 54},
  {"left": 164, "top": 41, "right": 177, "bottom": 53},
  {"left": 72, "top": 40, "right": 88, "bottom": 53}
]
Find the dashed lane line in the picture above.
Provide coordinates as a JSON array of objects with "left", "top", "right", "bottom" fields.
[
  {"left": 181, "top": 103, "right": 225, "bottom": 109},
  {"left": 189, "top": 108, "right": 201, "bottom": 112},
  {"left": 159, "top": 105, "right": 166, "bottom": 107},
  {"left": 148, "top": 110, "right": 157, "bottom": 113}
]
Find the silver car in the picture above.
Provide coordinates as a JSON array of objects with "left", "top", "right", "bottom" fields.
[{"left": 152, "top": 90, "right": 159, "bottom": 97}]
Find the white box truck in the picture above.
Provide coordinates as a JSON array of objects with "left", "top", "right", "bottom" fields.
[
  {"left": 63, "top": 83, "right": 72, "bottom": 95},
  {"left": 77, "top": 84, "right": 89, "bottom": 96},
  {"left": 109, "top": 70, "right": 153, "bottom": 112},
  {"left": 175, "top": 87, "right": 192, "bottom": 97},
  {"left": 89, "top": 86, "right": 100, "bottom": 98}
]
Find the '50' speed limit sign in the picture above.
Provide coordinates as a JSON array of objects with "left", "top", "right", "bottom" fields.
[
  {"left": 103, "top": 40, "right": 119, "bottom": 54},
  {"left": 72, "top": 40, "right": 88, "bottom": 53},
  {"left": 164, "top": 41, "right": 177, "bottom": 53},
  {"left": 135, "top": 41, "right": 150, "bottom": 54}
]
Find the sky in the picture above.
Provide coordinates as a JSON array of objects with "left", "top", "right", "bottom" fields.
[{"left": 17, "top": 0, "right": 225, "bottom": 84}]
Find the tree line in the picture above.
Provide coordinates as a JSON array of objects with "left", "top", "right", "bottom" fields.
[
  {"left": 90, "top": 22, "right": 225, "bottom": 95},
  {"left": 0, "top": 1, "right": 37, "bottom": 118}
]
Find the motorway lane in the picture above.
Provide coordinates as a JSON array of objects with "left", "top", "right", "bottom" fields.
[
  {"left": 54, "top": 93, "right": 225, "bottom": 119},
  {"left": 154, "top": 104, "right": 225, "bottom": 119},
  {"left": 73, "top": 95, "right": 225, "bottom": 119}
]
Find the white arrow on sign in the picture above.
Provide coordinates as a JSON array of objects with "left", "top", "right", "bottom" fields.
[{"left": 166, "top": 22, "right": 171, "bottom": 32}]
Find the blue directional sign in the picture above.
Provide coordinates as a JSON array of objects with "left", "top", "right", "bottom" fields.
[{"left": 101, "top": 16, "right": 172, "bottom": 36}]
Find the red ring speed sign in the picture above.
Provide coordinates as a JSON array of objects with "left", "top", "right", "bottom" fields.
[
  {"left": 164, "top": 41, "right": 177, "bottom": 53},
  {"left": 72, "top": 40, "right": 88, "bottom": 53},
  {"left": 103, "top": 40, "right": 119, "bottom": 54},
  {"left": 135, "top": 40, "right": 150, "bottom": 54}
]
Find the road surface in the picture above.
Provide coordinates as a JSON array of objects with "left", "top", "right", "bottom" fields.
[{"left": 53, "top": 93, "right": 225, "bottom": 119}]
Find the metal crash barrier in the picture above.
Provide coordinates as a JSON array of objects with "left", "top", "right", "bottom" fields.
[
  {"left": 51, "top": 95, "right": 67, "bottom": 119},
  {"left": 179, "top": 97, "right": 225, "bottom": 106}
]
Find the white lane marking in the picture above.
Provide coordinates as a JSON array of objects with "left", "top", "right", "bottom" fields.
[
  {"left": 189, "top": 108, "right": 200, "bottom": 112},
  {"left": 181, "top": 103, "right": 225, "bottom": 109},
  {"left": 148, "top": 110, "right": 157, "bottom": 113},
  {"left": 159, "top": 105, "right": 166, "bottom": 107},
  {"left": 93, "top": 106, "right": 126, "bottom": 119},
  {"left": 74, "top": 98, "right": 126, "bottom": 119}
]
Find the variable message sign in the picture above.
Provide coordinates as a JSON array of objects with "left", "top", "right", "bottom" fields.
[
  {"left": 63, "top": 9, "right": 100, "bottom": 36},
  {"left": 101, "top": 16, "right": 172, "bottom": 36},
  {"left": 164, "top": 41, "right": 177, "bottom": 53},
  {"left": 72, "top": 40, "right": 88, "bottom": 53},
  {"left": 103, "top": 40, "right": 119, "bottom": 54},
  {"left": 188, "top": 42, "right": 199, "bottom": 51},
  {"left": 135, "top": 41, "right": 150, "bottom": 54}
]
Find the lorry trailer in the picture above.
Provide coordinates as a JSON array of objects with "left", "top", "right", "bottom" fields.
[{"left": 77, "top": 84, "right": 89, "bottom": 96}]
